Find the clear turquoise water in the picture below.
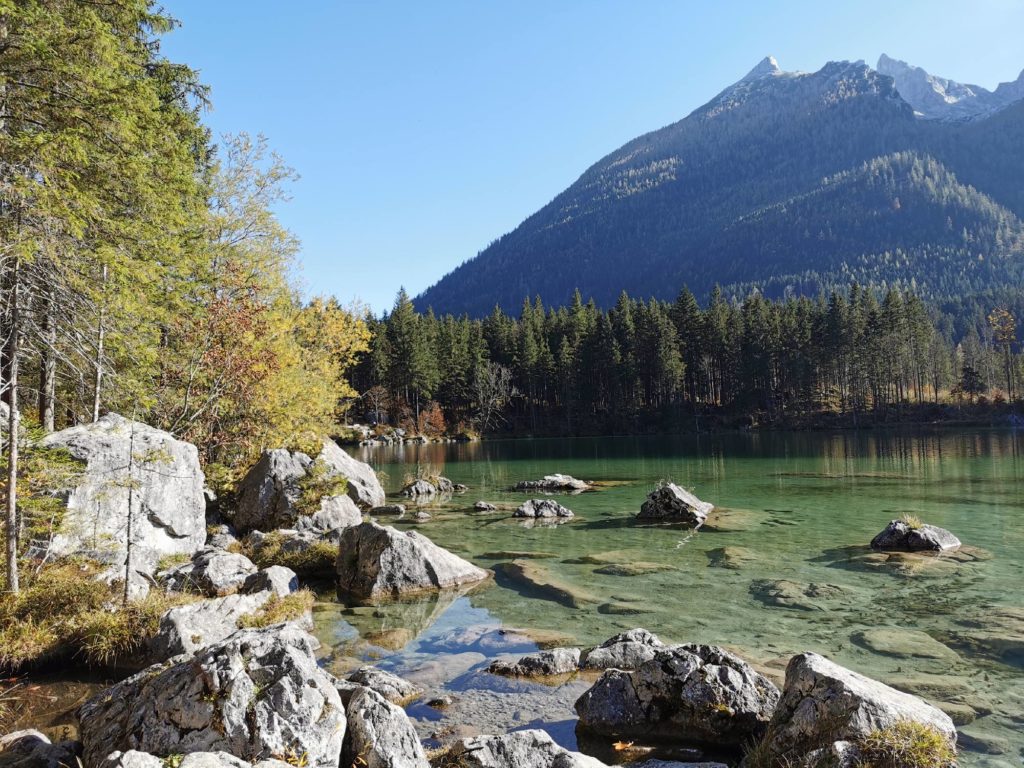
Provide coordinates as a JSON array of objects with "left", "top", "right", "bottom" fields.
[{"left": 317, "top": 430, "right": 1024, "bottom": 767}]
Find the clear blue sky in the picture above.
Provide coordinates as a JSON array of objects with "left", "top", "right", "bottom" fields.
[{"left": 160, "top": 0, "right": 1024, "bottom": 314}]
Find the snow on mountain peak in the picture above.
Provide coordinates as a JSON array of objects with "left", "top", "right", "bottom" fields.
[{"left": 742, "top": 56, "right": 782, "bottom": 81}]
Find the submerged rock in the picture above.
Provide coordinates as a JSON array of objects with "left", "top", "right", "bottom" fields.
[
  {"left": 514, "top": 499, "right": 574, "bottom": 518},
  {"left": 637, "top": 483, "right": 712, "bottom": 528},
  {"left": 231, "top": 440, "right": 373, "bottom": 533},
  {"left": 756, "top": 652, "right": 956, "bottom": 762},
  {"left": 336, "top": 522, "right": 489, "bottom": 601},
  {"left": 706, "top": 546, "right": 757, "bottom": 570},
  {"left": 749, "top": 579, "right": 847, "bottom": 611},
  {"left": 870, "top": 519, "right": 961, "bottom": 552},
  {"left": 39, "top": 414, "right": 206, "bottom": 567},
  {"left": 0, "top": 729, "right": 80, "bottom": 768},
  {"left": 447, "top": 730, "right": 606, "bottom": 768},
  {"left": 513, "top": 474, "right": 591, "bottom": 492},
  {"left": 581, "top": 629, "right": 667, "bottom": 670},
  {"left": 574, "top": 644, "right": 780, "bottom": 746},
  {"left": 473, "top": 501, "right": 497, "bottom": 511},
  {"left": 343, "top": 687, "right": 428, "bottom": 768},
  {"left": 488, "top": 647, "right": 581, "bottom": 678},
  {"left": 493, "top": 559, "right": 599, "bottom": 608},
  {"left": 79, "top": 626, "right": 345, "bottom": 768}
]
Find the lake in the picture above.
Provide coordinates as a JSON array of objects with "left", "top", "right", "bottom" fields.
[{"left": 318, "top": 430, "right": 1023, "bottom": 766}]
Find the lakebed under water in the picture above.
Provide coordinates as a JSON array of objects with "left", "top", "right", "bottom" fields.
[{"left": 15, "top": 429, "right": 1024, "bottom": 766}]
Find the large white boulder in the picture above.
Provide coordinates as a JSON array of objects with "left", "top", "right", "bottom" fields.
[
  {"left": 336, "top": 522, "right": 489, "bottom": 601},
  {"left": 40, "top": 414, "right": 206, "bottom": 566}
]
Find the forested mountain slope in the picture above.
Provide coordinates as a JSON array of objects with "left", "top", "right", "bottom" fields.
[{"left": 416, "top": 58, "right": 1024, "bottom": 316}]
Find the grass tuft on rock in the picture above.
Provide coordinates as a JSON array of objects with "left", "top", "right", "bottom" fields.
[
  {"left": 244, "top": 532, "right": 337, "bottom": 575},
  {"left": 856, "top": 721, "right": 956, "bottom": 768},
  {"left": 900, "top": 513, "right": 924, "bottom": 530},
  {"left": 238, "top": 589, "right": 315, "bottom": 629}
]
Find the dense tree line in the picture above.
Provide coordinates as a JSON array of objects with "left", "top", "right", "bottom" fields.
[
  {"left": 0, "top": 1, "right": 366, "bottom": 592},
  {"left": 353, "top": 285, "right": 1021, "bottom": 437}
]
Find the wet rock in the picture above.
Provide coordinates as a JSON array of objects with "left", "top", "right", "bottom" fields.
[
  {"left": 347, "top": 666, "right": 422, "bottom": 704},
  {"left": 162, "top": 547, "right": 258, "bottom": 596},
  {"left": 240, "top": 566, "right": 299, "bottom": 597},
  {"left": 474, "top": 501, "right": 497, "bottom": 511},
  {"left": 870, "top": 519, "right": 961, "bottom": 552},
  {"left": 39, "top": 414, "right": 206, "bottom": 566},
  {"left": 514, "top": 499, "right": 574, "bottom": 518},
  {"left": 948, "top": 605, "right": 1024, "bottom": 667},
  {"left": 574, "top": 645, "right": 779, "bottom": 746},
  {"left": 447, "top": 730, "right": 606, "bottom": 768},
  {"left": 756, "top": 652, "right": 955, "bottom": 762},
  {"left": 0, "top": 730, "right": 80, "bottom": 768},
  {"left": 636, "top": 483, "right": 712, "bottom": 528},
  {"left": 480, "top": 550, "right": 556, "bottom": 559},
  {"left": 706, "top": 546, "right": 756, "bottom": 570},
  {"left": 336, "top": 522, "right": 489, "bottom": 601},
  {"left": 851, "top": 628, "right": 959, "bottom": 662},
  {"left": 581, "top": 628, "right": 667, "bottom": 670},
  {"left": 594, "top": 562, "right": 674, "bottom": 576},
  {"left": 513, "top": 474, "right": 591, "bottom": 492},
  {"left": 371, "top": 504, "right": 406, "bottom": 515},
  {"left": 80, "top": 626, "right": 345, "bottom": 768},
  {"left": 488, "top": 647, "right": 581, "bottom": 678},
  {"left": 401, "top": 479, "right": 438, "bottom": 498},
  {"left": 343, "top": 688, "right": 428, "bottom": 768},
  {"left": 493, "top": 559, "right": 599, "bottom": 608},
  {"left": 749, "top": 579, "right": 847, "bottom": 611},
  {"left": 599, "top": 601, "right": 654, "bottom": 615},
  {"left": 231, "top": 440, "right": 371, "bottom": 534},
  {"left": 148, "top": 591, "right": 273, "bottom": 661}
]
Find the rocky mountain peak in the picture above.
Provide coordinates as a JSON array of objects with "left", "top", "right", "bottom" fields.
[{"left": 742, "top": 55, "right": 781, "bottom": 81}]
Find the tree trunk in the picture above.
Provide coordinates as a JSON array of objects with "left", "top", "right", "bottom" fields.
[
  {"left": 92, "top": 263, "right": 107, "bottom": 422},
  {"left": 123, "top": 417, "right": 136, "bottom": 606},
  {"left": 5, "top": 258, "right": 20, "bottom": 594},
  {"left": 38, "top": 286, "right": 56, "bottom": 432}
]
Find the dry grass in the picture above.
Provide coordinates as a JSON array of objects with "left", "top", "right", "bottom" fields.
[
  {"left": 0, "top": 560, "right": 196, "bottom": 670},
  {"left": 856, "top": 721, "right": 956, "bottom": 768},
  {"left": 900, "top": 513, "right": 924, "bottom": 530},
  {"left": 238, "top": 589, "right": 315, "bottom": 629},
  {"left": 244, "top": 532, "right": 336, "bottom": 576}
]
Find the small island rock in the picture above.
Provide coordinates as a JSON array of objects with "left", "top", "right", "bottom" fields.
[{"left": 636, "top": 483, "right": 712, "bottom": 528}]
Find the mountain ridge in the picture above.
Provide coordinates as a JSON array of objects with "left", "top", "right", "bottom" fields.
[{"left": 415, "top": 56, "right": 1024, "bottom": 317}]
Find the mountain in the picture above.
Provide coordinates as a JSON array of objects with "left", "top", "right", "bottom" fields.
[
  {"left": 877, "top": 54, "right": 1024, "bottom": 121},
  {"left": 416, "top": 57, "right": 1024, "bottom": 317}
]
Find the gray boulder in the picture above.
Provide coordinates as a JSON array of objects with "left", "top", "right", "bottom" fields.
[
  {"left": 39, "top": 414, "right": 206, "bottom": 566},
  {"left": 342, "top": 687, "right": 429, "bottom": 768},
  {"left": 103, "top": 752, "right": 293, "bottom": 768},
  {"left": 756, "top": 652, "right": 956, "bottom": 762},
  {"left": 79, "top": 626, "right": 345, "bottom": 768},
  {"left": 148, "top": 592, "right": 273, "bottom": 660},
  {"left": 514, "top": 474, "right": 590, "bottom": 492},
  {"left": 206, "top": 524, "right": 240, "bottom": 550},
  {"left": 241, "top": 566, "right": 299, "bottom": 597},
  {"left": 336, "top": 522, "right": 489, "bottom": 601},
  {"left": 371, "top": 504, "right": 406, "bottom": 516},
  {"left": 515, "top": 499, "right": 574, "bottom": 518},
  {"left": 346, "top": 667, "right": 422, "bottom": 704},
  {"left": 575, "top": 645, "right": 779, "bottom": 746},
  {"left": 870, "top": 520, "right": 961, "bottom": 552},
  {"left": 637, "top": 483, "right": 712, "bottom": 528},
  {"left": 231, "top": 440, "right": 379, "bottom": 534},
  {"left": 581, "top": 628, "right": 667, "bottom": 670},
  {"left": 473, "top": 501, "right": 497, "bottom": 511},
  {"left": 447, "top": 730, "right": 606, "bottom": 768},
  {"left": 488, "top": 647, "right": 581, "bottom": 677},
  {"left": 243, "top": 530, "right": 335, "bottom": 577},
  {"left": 162, "top": 547, "right": 257, "bottom": 596}
]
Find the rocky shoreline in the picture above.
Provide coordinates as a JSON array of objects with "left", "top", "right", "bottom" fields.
[{"left": 0, "top": 416, "right": 974, "bottom": 768}]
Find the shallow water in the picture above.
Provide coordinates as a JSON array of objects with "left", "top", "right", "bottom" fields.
[
  {"left": 322, "top": 430, "right": 1024, "bottom": 766},
  {"left": 11, "top": 430, "right": 1021, "bottom": 765}
]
